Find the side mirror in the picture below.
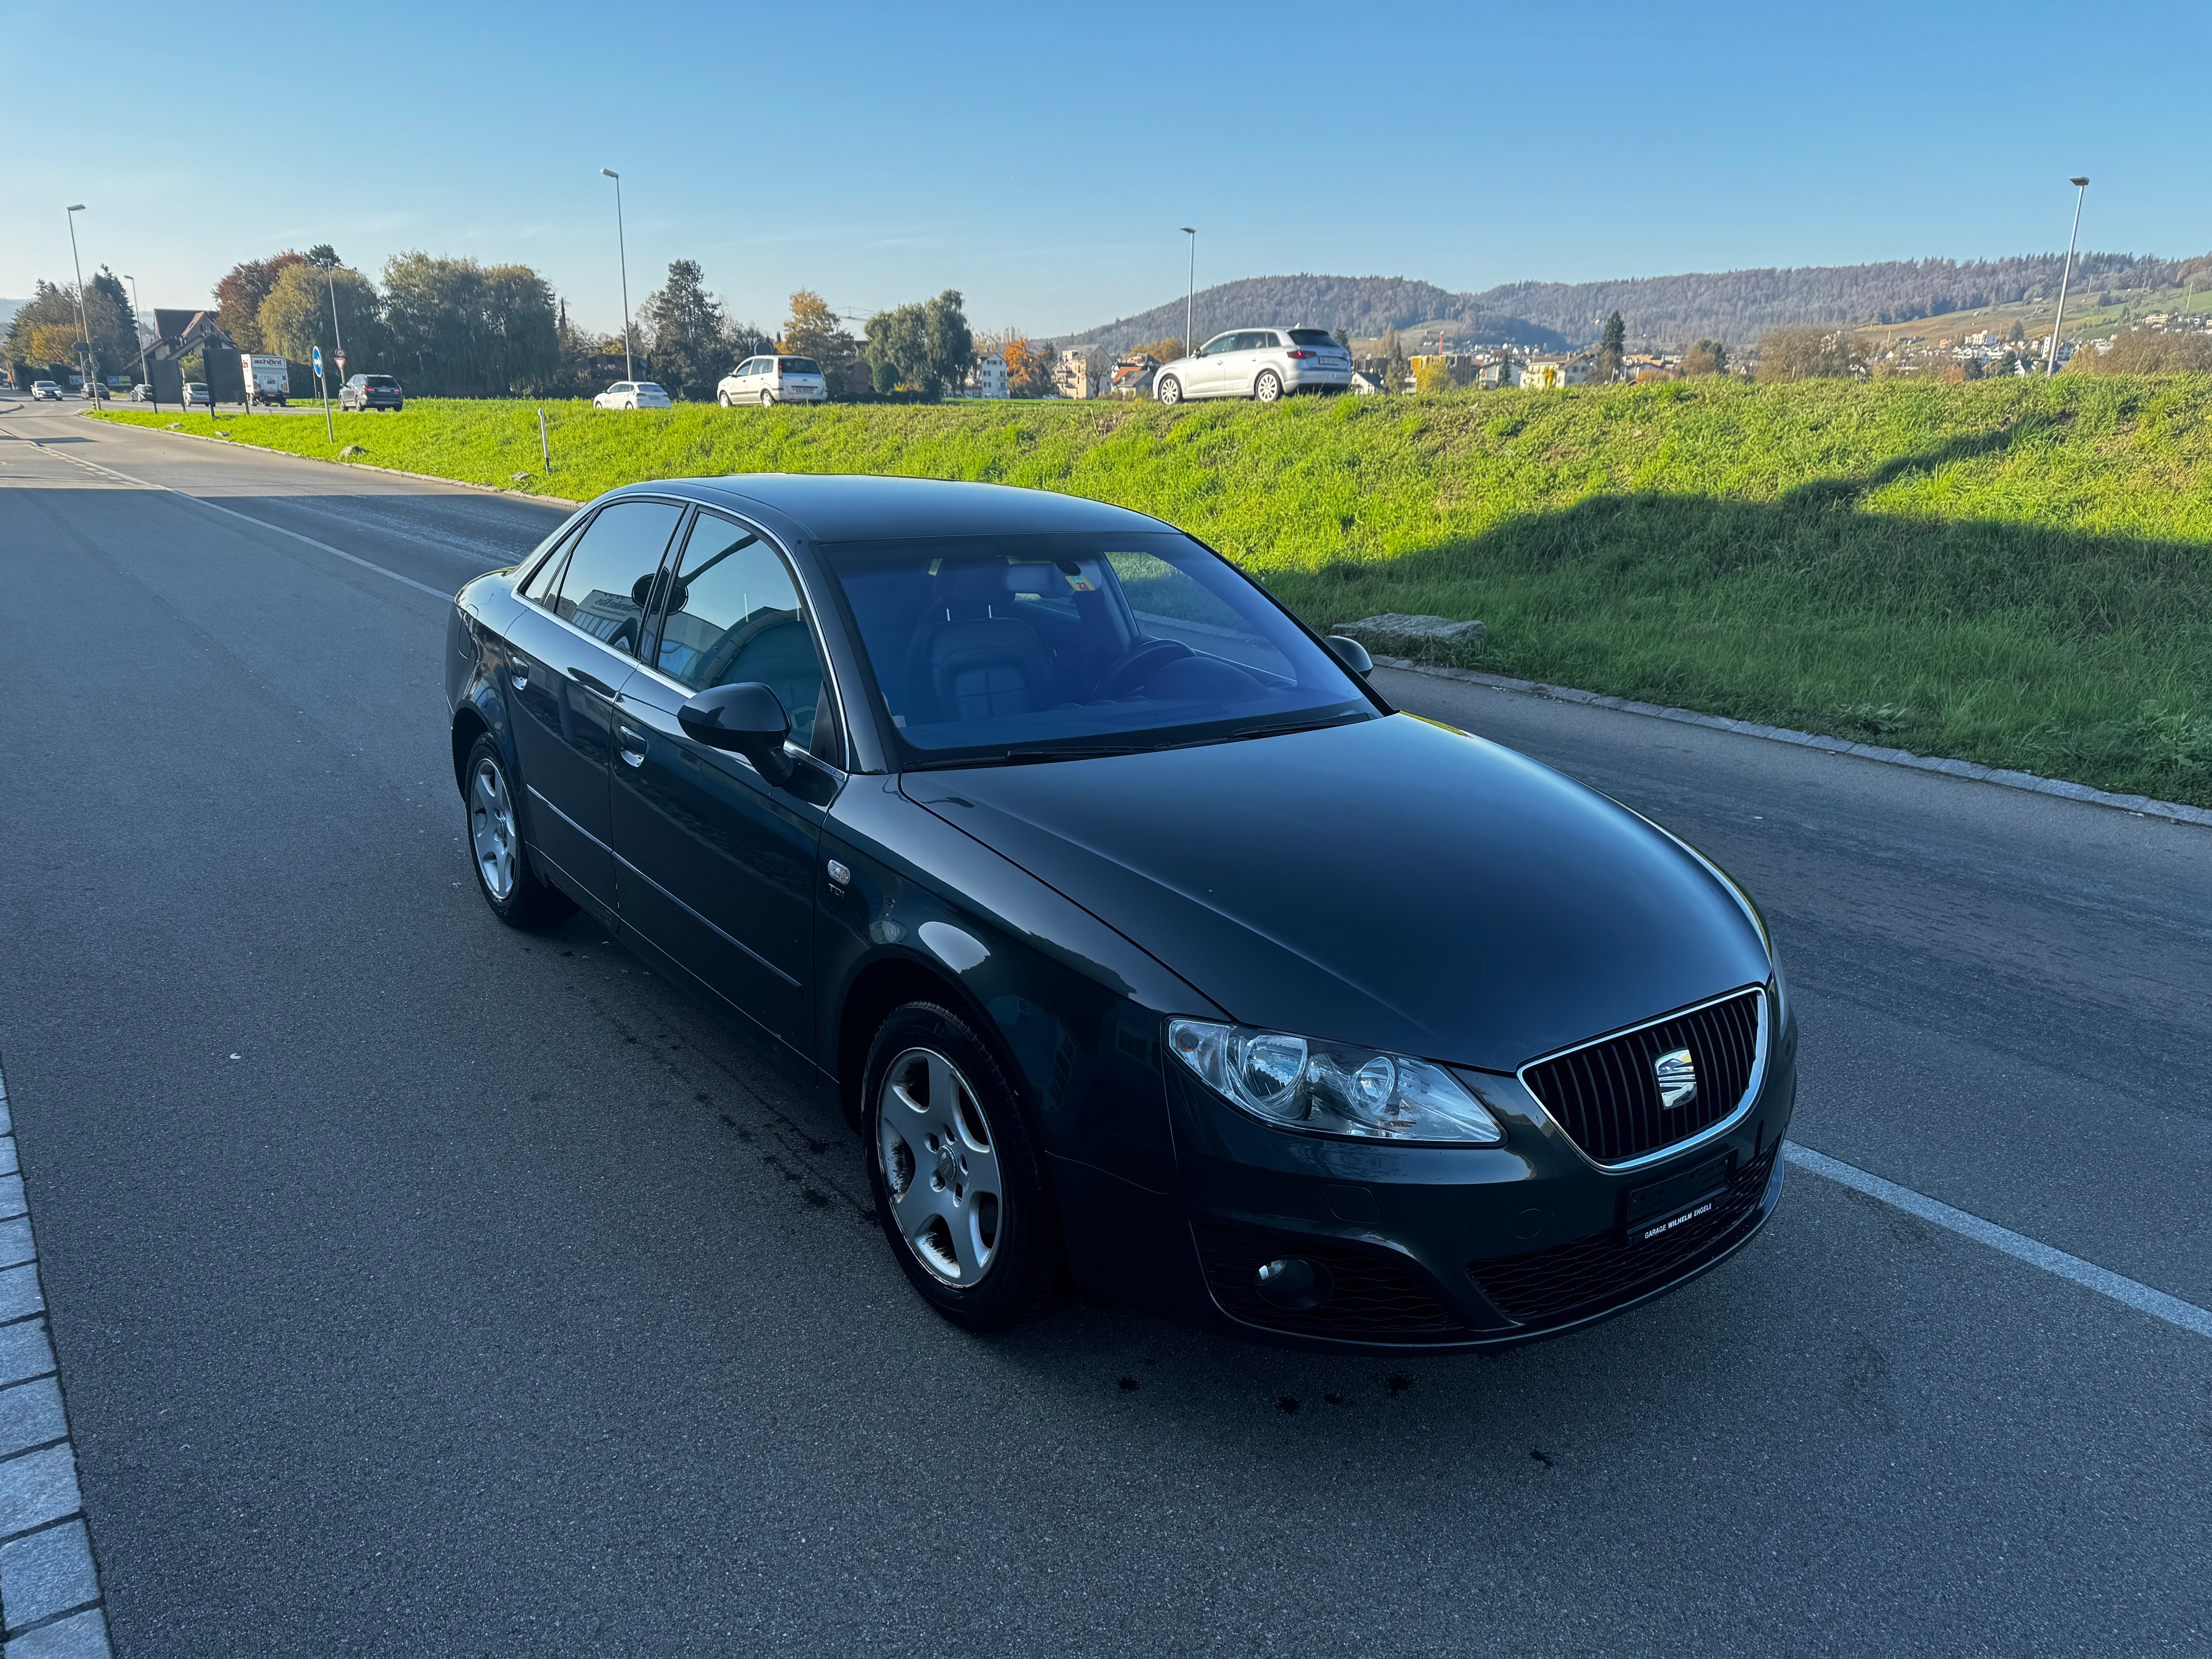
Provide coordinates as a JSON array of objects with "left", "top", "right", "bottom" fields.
[
  {"left": 679, "top": 682, "right": 794, "bottom": 782},
  {"left": 1324, "top": 635, "right": 1373, "bottom": 678}
]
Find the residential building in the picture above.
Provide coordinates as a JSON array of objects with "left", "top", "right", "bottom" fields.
[
  {"left": 1053, "top": 348, "right": 1098, "bottom": 400},
  {"left": 1520, "top": 354, "right": 1595, "bottom": 389},
  {"left": 959, "top": 352, "right": 1009, "bottom": 398}
]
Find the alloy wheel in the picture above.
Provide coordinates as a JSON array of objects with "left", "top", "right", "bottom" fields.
[
  {"left": 878, "top": 1047, "right": 1003, "bottom": 1286},
  {"left": 470, "top": 756, "right": 517, "bottom": 900},
  {"left": 761, "top": 390, "right": 775, "bottom": 408},
  {"left": 1255, "top": 371, "right": 1281, "bottom": 403}
]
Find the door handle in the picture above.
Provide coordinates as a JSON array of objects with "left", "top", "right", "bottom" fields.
[
  {"left": 509, "top": 656, "right": 530, "bottom": 690},
  {"left": 617, "top": 725, "right": 648, "bottom": 768},
  {"left": 572, "top": 670, "right": 620, "bottom": 700}
]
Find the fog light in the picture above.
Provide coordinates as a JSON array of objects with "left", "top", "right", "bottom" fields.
[{"left": 1254, "top": 1257, "right": 1333, "bottom": 1312}]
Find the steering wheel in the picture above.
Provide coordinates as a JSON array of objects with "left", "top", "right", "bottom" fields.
[{"left": 1092, "top": 637, "right": 1193, "bottom": 700}]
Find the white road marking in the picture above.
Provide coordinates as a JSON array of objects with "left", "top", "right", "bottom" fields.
[
  {"left": 1784, "top": 1142, "right": 2212, "bottom": 1341},
  {"left": 7, "top": 425, "right": 454, "bottom": 601}
]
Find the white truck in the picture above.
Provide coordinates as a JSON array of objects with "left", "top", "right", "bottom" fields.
[{"left": 242, "top": 353, "right": 290, "bottom": 406}]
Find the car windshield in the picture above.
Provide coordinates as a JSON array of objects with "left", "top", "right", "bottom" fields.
[
  {"left": 778, "top": 358, "right": 820, "bottom": 374},
  {"left": 637, "top": 384, "right": 667, "bottom": 395},
  {"left": 365, "top": 376, "right": 397, "bottom": 387},
  {"left": 819, "top": 531, "right": 1373, "bottom": 766}
]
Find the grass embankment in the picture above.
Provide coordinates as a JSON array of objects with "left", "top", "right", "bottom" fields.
[{"left": 98, "top": 376, "right": 2212, "bottom": 806}]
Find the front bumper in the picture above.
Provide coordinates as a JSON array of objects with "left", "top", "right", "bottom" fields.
[{"left": 1149, "top": 1005, "right": 1798, "bottom": 1352}]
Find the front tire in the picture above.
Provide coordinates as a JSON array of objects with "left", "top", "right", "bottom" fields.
[
  {"left": 1254, "top": 370, "right": 1283, "bottom": 404},
  {"left": 864, "top": 1003, "right": 1064, "bottom": 1331},
  {"left": 462, "top": 734, "right": 572, "bottom": 929},
  {"left": 719, "top": 390, "right": 731, "bottom": 407},
  {"left": 1156, "top": 375, "right": 1183, "bottom": 406}
]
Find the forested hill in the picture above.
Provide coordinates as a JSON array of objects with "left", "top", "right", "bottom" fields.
[
  {"left": 1066, "top": 252, "right": 2206, "bottom": 350},
  {"left": 1061, "top": 276, "right": 1568, "bottom": 354},
  {"left": 1482, "top": 252, "right": 2195, "bottom": 344}
]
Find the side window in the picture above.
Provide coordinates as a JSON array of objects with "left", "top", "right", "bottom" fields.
[
  {"left": 550, "top": 499, "right": 685, "bottom": 657},
  {"left": 518, "top": 523, "right": 581, "bottom": 604},
  {"left": 656, "top": 512, "right": 829, "bottom": 754}
]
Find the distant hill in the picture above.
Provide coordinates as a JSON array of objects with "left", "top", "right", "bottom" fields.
[
  {"left": 1060, "top": 275, "right": 1567, "bottom": 354},
  {"left": 1066, "top": 252, "right": 2208, "bottom": 351}
]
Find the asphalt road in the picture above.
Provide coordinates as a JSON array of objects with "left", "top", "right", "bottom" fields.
[{"left": 1, "top": 404, "right": 2207, "bottom": 1656}]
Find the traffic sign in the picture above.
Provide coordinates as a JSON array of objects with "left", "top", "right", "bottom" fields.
[
  {"left": 335, "top": 349, "right": 346, "bottom": 373},
  {"left": 312, "top": 346, "right": 324, "bottom": 374}
]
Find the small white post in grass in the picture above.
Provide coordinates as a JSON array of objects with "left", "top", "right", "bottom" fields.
[{"left": 539, "top": 406, "right": 551, "bottom": 471}]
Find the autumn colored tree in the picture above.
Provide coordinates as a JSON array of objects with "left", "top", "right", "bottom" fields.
[
  {"left": 1129, "top": 337, "right": 1184, "bottom": 363},
  {"left": 213, "top": 252, "right": 307, "bottom": 352},
  {"left": 1681, "top": 339, "right": 1728, "bottom": 376}
]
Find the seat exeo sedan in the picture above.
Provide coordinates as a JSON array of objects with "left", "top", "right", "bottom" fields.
[
  {"left": 447, "top": 475, "right": 1794, "bottom": 1348},
  {"left": 1153, "top": 328, "right": 1355, "bottom": 405}
]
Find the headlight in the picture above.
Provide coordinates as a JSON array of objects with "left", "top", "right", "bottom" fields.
[{"left": 1167, "top": 1019, "right": 1503, "bottom": 1145}]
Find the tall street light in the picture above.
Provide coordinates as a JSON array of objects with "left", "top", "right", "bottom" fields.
[
  {"left": 1180, "top": 227, "right": 1197, "bottom": 359},
  {"left": 2045, "top": 175, "right": 2089, "bottom": 376},
  {"left": 602, "top": 168, "right": 634, "bottom": 381},
  {"left": 123, "top": 272, "right": 147, "bottom": 390},
  {"left": 65, "top": 204, "right": 95, "bottom": 394}
]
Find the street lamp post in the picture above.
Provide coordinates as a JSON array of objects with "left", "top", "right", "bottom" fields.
[
  {"left": 1180, "top": 227, "right": 1197, "bottom": 359},
  {"left": 65, "top": 204, "right": 96, "bottom": 397},
  {"left": 602, "top": 168, "right": 634, "bottom": 381},
  {"left": 2045, "top": 176, "right": 2090, "bottom": 376},
  {"left": 124, "top": 272, "right": 147, "bottom": 397}
]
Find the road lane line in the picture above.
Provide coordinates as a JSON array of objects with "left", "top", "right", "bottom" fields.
[
  {"left": 1784, "top": 1141, "right": 2212, "bottom": 1341},
  {"left": 13, "top": 430, "right": 455, "bottom": 601}
]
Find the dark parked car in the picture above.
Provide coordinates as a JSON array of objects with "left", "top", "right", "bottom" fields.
[
  {"left": 340, "top": 373, "right": 403, "bottom": 411},
  {"left": 447, "top": 476, "right": 1795, "bottom": 1348}
]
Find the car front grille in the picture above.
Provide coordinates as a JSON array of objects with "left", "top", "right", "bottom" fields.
[
  {"left": 1466, "top": 1142, "right": 1778, "bottom": 1326},
  {"left": 1520, "top": 988, "right": 1765, "bottom": 1166},
  {"left": 1192, "top": 1222, "right": 1467, "bottom": 1343}
]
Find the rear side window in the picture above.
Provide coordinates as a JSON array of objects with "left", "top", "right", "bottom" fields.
[
  {"left": 1288, "top": 330, "right": 1337, "bottom": 347},
  {"left": 552, "top": 500, "right": 685, "bottom": 657}
]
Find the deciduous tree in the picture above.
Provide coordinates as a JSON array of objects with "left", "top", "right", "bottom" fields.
[
  {"left": 780, "top": 290, "right": 859, "bottom": 391},
  {"left": 259, "top": 263, "right": 388, "bottom": 375},
  {"left": 1682, "top": 339, "right": 1728, "bottom": 376},
  {"left": 213, "top": 252, "right": 306, "bottom": 353},
  {"left": 1754, "top": 326, "right": 1865, "bottom": 381}
]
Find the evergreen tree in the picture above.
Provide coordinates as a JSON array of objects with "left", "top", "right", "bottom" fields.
[
  {"left": 1594, "top": 310, "right": 1627, "bottom": 381},
  {"left": 639, "top": 258, "right": 729, "bottom": 400}
]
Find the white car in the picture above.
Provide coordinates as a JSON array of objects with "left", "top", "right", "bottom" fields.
[
  {"left": 129, "top": 383, "right": 155, "bottom": 401},
  {"left": 592, "top": 381, "right": 672, "bottom": 410},
  {"left": 31, "top": 381, "right": 62, "bottom": 401},
  {"left": 1152, "top": 328, "right": 1354, "bottom": 405},
  {"left": 717, "top": 355, "right": 827, "bottom": 407}
]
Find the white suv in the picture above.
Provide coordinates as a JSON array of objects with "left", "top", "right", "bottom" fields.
[
  {"left": 718, "top": 356, "right": 827, "bottom": 407},
  {"left": 592, "top": 381, "right": 672, "bottom": 410},
  {"left": 1152, "top": 328, "right": 1353, "bottom": 405}
]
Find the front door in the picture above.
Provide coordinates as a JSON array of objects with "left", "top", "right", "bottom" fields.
[
  {"left": 611, "top": 508, "right": 838, "bottom": 1054},
  {"left": 1191, "top": 333, "right": 1236, "bottom": 396},
  {"left": 505, "top": 497, "right": 686, "bottom": 914}
]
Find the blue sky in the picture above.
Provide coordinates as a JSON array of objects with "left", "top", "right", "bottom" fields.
[{"left": 8, "top": 0, "right": 2205, "bottom": 338}]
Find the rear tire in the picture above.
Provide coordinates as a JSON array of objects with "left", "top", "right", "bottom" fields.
[
  {"left": 1156, "top": 375, "right": 1183, "bottom": 406},
  {"left": 462, "top": 734, "right": 573, "bottom": 930},
  {"left": 760, "top": 391, "right": 775, "bottom": 408},
  {"left": 863, "top": 1002, "right": 1065, "bottom": 1331},
  {"left": 1254, "top": 370, "right": 1282, "bottom": 404}
]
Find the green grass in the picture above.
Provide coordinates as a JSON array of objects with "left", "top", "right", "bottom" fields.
[{"left": 96, "top": 375, "right": 2212, "bottom": 806}]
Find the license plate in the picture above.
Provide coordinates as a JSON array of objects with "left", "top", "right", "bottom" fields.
[{"left": 1624, "top": 1151, "right": 1732, "bottom": 1243}]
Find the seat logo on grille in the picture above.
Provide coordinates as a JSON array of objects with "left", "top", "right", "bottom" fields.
[{"left": 1654, "top": 1048, "right": 1697, "bottom": 1109}]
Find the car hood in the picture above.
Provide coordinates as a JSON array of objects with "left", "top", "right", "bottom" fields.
[{"left": 902, "top": 713, "right": 1769, "bottom": 1071}]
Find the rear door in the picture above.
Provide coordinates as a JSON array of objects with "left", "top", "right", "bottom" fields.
[
  {"left": 611, "top": 508, "right": 839, "bottom": 1053},
  {"left": 1233, "top": 331, "right": 1276, "bottom": 395},
  {"left": 504, "top": 497, "right": 686, "bottom": 914}
]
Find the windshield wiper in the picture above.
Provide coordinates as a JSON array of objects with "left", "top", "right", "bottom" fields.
[
  {"left": 1001, "top": 744, "right": 1150, "bottom": 764},
  {"left": 1224, "top": 711, "right": 1371, "bottom": 742}
]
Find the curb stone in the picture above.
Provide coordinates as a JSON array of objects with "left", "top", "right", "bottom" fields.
[
  {"left": 1369, "top": 656, "right": 2212, "bottom": 832},
  {"left": 0, "top": 1066, "right": 109, "bottom": 1659}
]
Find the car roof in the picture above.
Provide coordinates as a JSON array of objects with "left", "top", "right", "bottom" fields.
[{"left": 606, "top": 474, "right": 1170, "bottom": 543}]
